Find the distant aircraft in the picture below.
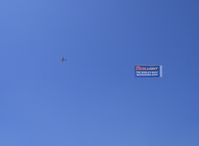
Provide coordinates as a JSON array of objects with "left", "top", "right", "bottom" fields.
[{"left": 61, "top": 57, "right": 67, "bottom": 63}]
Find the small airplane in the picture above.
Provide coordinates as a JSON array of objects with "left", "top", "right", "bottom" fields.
[{"left": 61, "top": 57, "right": 67, "bottom": 63}]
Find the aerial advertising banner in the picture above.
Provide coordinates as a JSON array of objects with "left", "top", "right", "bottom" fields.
[{"left": 135, "top": 65, "right": 163, "bottom": 77}]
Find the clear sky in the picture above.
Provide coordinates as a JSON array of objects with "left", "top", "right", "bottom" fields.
[{"left": 0, "top": 0, "right": 199, "bottom": 145}]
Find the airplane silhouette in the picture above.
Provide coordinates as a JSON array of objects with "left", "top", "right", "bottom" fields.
[{"left": 61, "top": 57, "right": 67, "bottom": 63}]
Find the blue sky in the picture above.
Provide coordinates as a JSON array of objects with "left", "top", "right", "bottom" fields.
[{"left": 0, "top": 0, "right": 199, "bottom": 145}]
